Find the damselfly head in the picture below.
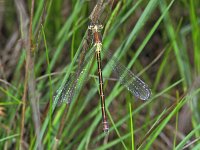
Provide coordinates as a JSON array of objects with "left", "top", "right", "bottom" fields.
[{"left": 88, "top": 23, "right": 103, "bottom": 33}]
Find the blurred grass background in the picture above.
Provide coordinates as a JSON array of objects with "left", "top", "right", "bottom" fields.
[{"left": 0, "top": 0, "right": 200, "bottom": 149}]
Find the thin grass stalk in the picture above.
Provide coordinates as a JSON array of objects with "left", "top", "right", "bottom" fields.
[{"left": 14, "top": 0, "right": 30, "bottom": 149}]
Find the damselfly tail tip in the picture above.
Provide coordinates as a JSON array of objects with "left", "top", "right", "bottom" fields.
[
  {"left": 54, "top": 137, "right": 59, "bottom": 142},
  {"left": 103, "top": 128, "right": 109, "bottom": 134},
  {"left": 103, "top": 122, "right": 109, "bottom": 134}
]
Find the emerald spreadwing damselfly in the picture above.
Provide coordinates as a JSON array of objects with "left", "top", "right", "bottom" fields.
[{"left": 54, "top": 23, "right": 151, "bottom": 133}]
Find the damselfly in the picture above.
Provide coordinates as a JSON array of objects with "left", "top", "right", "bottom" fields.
[{"left": 54, "top": 23, "right": 151, "bottom": 133}]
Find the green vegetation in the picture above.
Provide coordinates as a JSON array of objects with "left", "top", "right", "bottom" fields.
[{"left": 0, "top": 0, "right": 200, "bottom": 149}]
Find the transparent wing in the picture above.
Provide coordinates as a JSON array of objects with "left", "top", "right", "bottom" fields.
[
  {"left": 101, "top": 48, "right": 151, "bottom": 100},
  {"left": 53, "top": 47, "right": 96, "bottom": 106}
]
